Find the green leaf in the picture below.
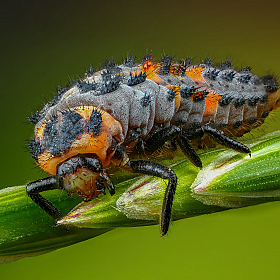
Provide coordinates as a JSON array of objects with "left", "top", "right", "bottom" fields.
[{"left": 192, "top": 130, "right": 280, "bottom": 207}]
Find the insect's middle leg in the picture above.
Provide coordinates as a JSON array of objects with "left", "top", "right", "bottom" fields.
[{"left": 145, "top": 125, "right": 203, "bottom": 168}]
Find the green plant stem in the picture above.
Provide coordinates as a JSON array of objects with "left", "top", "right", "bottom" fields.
[{"left": 1, "top": 131, "right": 279, "bottom": 263}]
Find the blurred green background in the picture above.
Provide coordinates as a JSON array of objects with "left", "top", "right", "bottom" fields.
[{"left": 1, "top": 0, "right": 280, "bottom": 279}]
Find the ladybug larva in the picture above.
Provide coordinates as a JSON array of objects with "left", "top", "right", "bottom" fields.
[{"left": 27, "top": 53, "right": 279, "bottom": 236}]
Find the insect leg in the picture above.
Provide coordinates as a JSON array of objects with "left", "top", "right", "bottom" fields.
[
  {"left": 26, "top": 177, "right": 61, "bottom": 218},
  {"left": 145, "top": 125, "right": 180, "bottom": 153},
  {"left": 125, "top": 128, "right": 145, "bottom": 154},
  {"left": 185, "top": 126, "right": 251, "bottom": 154},
  {"left": 176, "top": 133, "right": 203, "bottom": 168},
  {"left": 99, "top": 173, "right": 115, "bottom": 195},
  {"left": 145, "top": 125, "right": 202, "bottom": 168},
  {"left": 123, "top": 159, "right": 177, "bottom": 236},
  {"left": 203, "top": 126, "right": 251, "bottom": 154}
]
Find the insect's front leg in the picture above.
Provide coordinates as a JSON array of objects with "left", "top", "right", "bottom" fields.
[
  {"left": 124, "top": 160, "right": 177, "bottom": 236},
  {"left": 26, "top": 177, "right": 61, "bottom": 218}
]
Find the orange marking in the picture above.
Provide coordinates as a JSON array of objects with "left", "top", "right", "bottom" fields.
[
  {"left": 75, "top": 106, "right": 93, "bottom": 119},
  {"left": 36, "top": 123, "right": 46, "bottom": 139},
  {"left": 166, "top": 85, "right": 181, "bottom": 110},
  {"left": 203, "top": 92, "right": 221, "bottom": 121},
  {"left": 185, "top": 65, "right": 205, "bottom": 83},
  {"left": 142, "top": 60, "right": 154, "bottom": 71},
  {"left": 38, "top": 108, "right": 123, "bottom": 175},
  {"left": 142, "top": 60, "right": 166, "bottom": 86},
  {"left": 147, "top": 72, "right": 166, "bottom": 86}
]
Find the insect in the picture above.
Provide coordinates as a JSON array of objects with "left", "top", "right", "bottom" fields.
[{"left": 27, "top": 53, "right": 279, "bottom": 236}]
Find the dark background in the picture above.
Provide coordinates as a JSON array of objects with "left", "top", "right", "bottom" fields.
[{"left": 1, "top": 0, "right": 280, "bottom": 279}]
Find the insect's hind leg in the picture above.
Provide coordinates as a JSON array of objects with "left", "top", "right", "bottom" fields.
[
  {"left": 26, "top": 177, "right": 61, "bottom": 218},
  {"left": 123, "top": 160, "right": 177, "bottom": 236},
  {"left": 185, "top": 125, "right": 251, "bottom": 155}
]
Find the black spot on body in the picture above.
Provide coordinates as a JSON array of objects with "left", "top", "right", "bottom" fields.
[
  {"left": 237, "top": 74, "right": 251, "bottom": 84},
  {"left": 185, "top": 57, "right": 193, "bottom": 67},
  {"left": 28, "top": 112, "right": 41, "bottom": 124},
  {"left": 220, "top": 60, "right": 231, "bottom": 70},
  {"left": 101, "top": 70, "right": 112, "bottom": 82},
  {"left": 221, "top": 72, "right": 235, "bottom": 82},
  {"left": 29, "top": 137, "right": 43, "bottom": 160},
  {"left": 100, "top": 76, "right": 120, "bottom": 94},
  {"left": 261, "top": 75, "right": 279, "bottom": 93},
  {"left": 206, "top": 69, "right": 219, "bottom": 80},
  {"left": 159, "top": 64, "right": 171, "bottom": 74},
  {"left": 87, "top": 109, "right": 103, "bottom": 136},
  {"left": 161, "top": 55, "right": 172, "bottom": 65},
  {"left": 123, "top": 54, "right": 136, "bottom": 67},
  {"left": 85, "top": 66, "right": 95, "bottom": 76},
  {"left": 218, "top": 95, "right": 233, "bottom": 106},
  {"left": 248, "top": 117, "right": 257, "bottom": 124},
  {"left": 102, "top": 60, "right": 116, "bottom": 70},
  {"left": 261, "top": 111, "right": 269, "bottom": 118},
  {"left": 141, "top": 94, "right": 152, "bottom": 107},
  {"left": 44, "top": 115, "right": 61, "bottom": 156},
  {"left": 247, "top": 96, "right": 259, "bottom": 106},
  {"left": 180, "top": 86, "right": 196, "bottom": 98},
  {"left": 158, "top": 55, "right": 172, "bottom": 74},
  {"left": 78, "top": 81, "right": 96, "bottom": 93},
  {"left": 60, "top": 111, "right": 84, "bottom": 151},
  {"left": 234, "top": 97, "right": 246, "bottom": 108},
  {"left": 127, "top": 72, "right": 147, "bottom": 86},
  {"left": 167, "top": 89, "right": 176, "bottom": 101},
  {"left": 233, "top": 120, "right": 243, "bottom": 128},
  {"left": 44, "top": 112, "right": 84, "bottom": 156},
  {"left": 260, "top": 94, "right": 268, "bottom": 103},
  {"left": 204, "top": 58, "right": 212, "bottom": 66}
]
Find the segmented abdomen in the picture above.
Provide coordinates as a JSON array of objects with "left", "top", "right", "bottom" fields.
[
  {"left": 30, "top": 55, "right": 280, "bottom": 163},
  {"left": 143, "top": 58, "right": 279, "bottom": 137}
]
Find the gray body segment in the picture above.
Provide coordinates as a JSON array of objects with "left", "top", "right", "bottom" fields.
[{"left": 34, "top": 62, "right": 277, "bottom": 141}]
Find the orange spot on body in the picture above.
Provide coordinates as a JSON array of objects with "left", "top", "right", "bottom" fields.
[
  {"left": 203, "top": 92, "right": 221, "bottom": 123},
  {"left": 142, "top": 60, "right": 154, "bottom": 72},
  {"left": 36, "top": 123, "right": 46, "bottom": 139},
  {"left": 142, "top": 60, "right": 166, "bottom": 86},
  {"left": 185, "top": 65, "right": 205, "bottom": 83}
]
